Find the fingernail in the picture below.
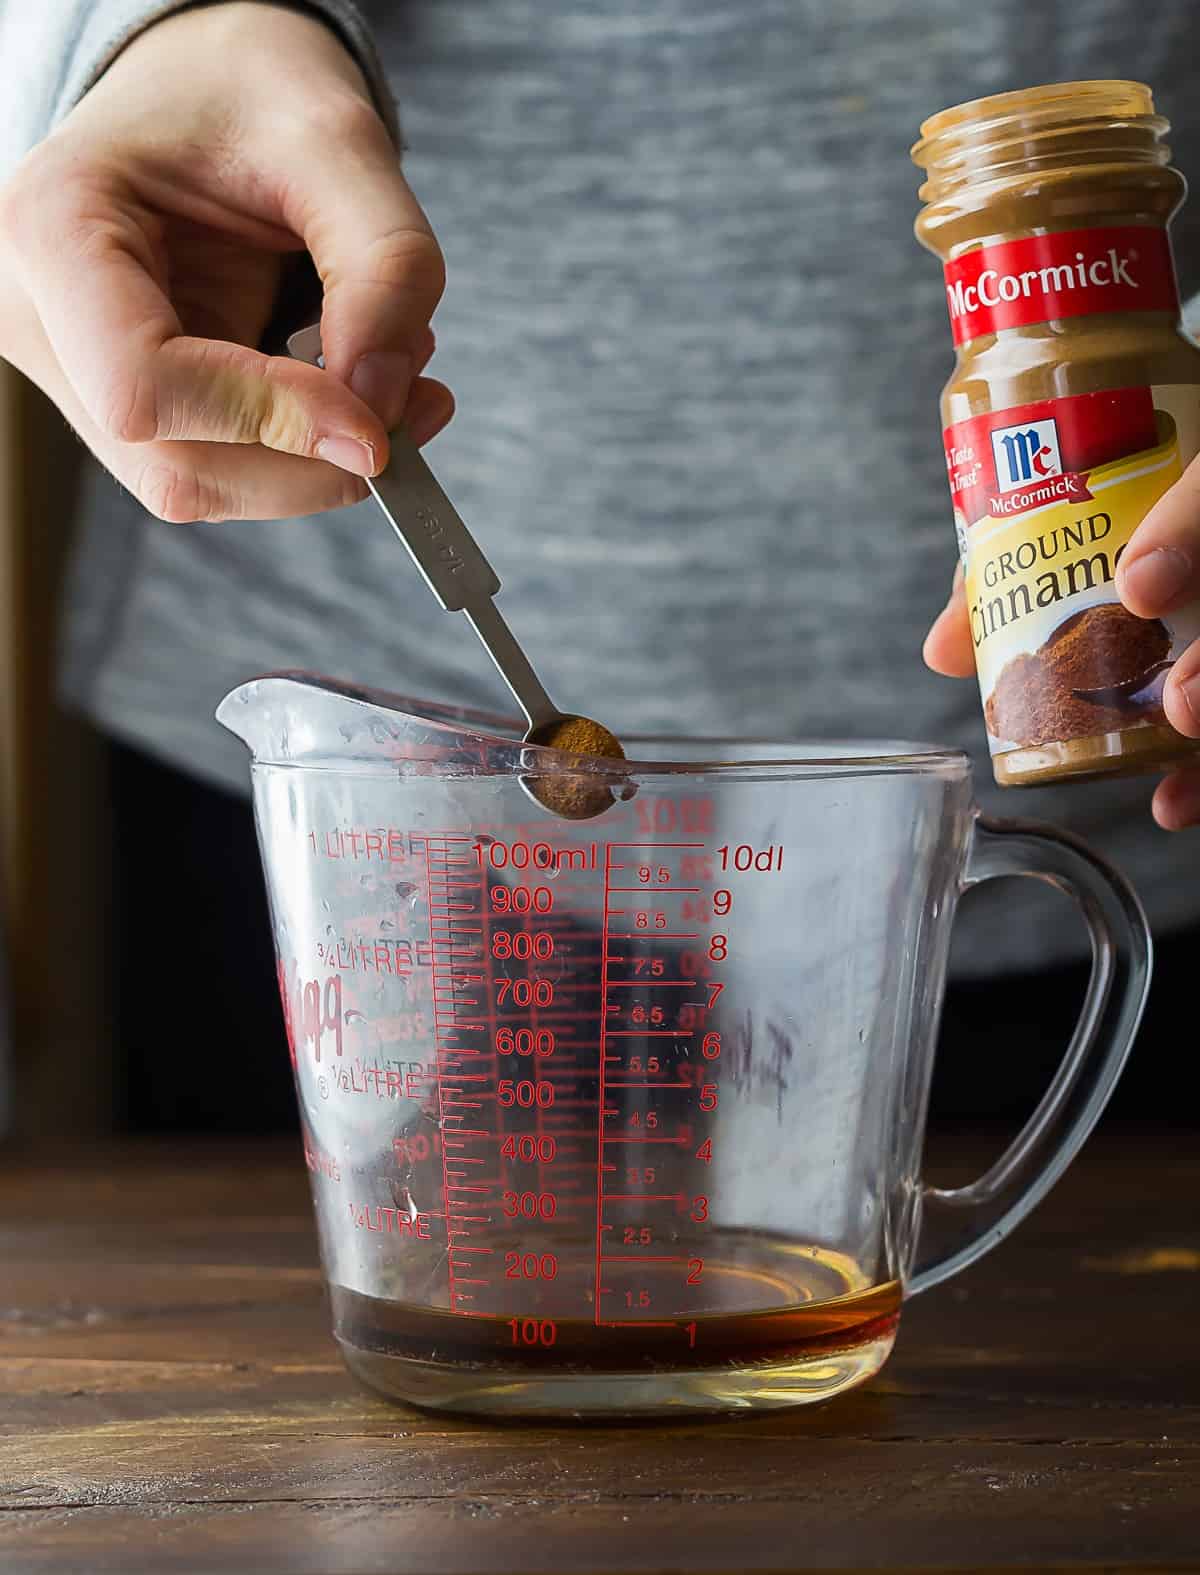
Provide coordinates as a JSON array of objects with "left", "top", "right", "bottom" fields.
[
  {"left": 1178, "top": 671, "right": 1200, "bottom": 731},
  {"left": 403, "top": 384, "right": 455, "bottom": 447},
  {"left": 316, "top": 435, "right": 377, "bottom": 477},
  {"left": 1119, "top": 546, "right": 1192, "bottom": 610},
  {"left": 350, "top": 351, "right": 412, "bottom": 426}
]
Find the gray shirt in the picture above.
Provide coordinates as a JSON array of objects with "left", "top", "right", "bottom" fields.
[{"left": 5, "top": 0, "right": 1200, "bottom": 973}]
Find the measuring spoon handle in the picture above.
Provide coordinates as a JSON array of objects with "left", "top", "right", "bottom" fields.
[
  {"left": 287, "top": 324, "right": 501, "bottom": 611},
  {"left": 286, "top": 323, "right": 558, "bottom": 732},
  {"left": 365, "top": 444, "right": 501, "bottom": 611}
]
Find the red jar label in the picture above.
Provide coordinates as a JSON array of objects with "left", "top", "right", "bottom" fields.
[
  {"left": 945, "top": 387, "right": 1159, "bottom": 528},
  {"left": 942, "top": 225, "right": 1179, "bottom": 346}
]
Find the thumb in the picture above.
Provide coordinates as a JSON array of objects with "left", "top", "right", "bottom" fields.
[
  {"left": 1116, "top": 455, "right": 1200, "bottom": 619},
  {"left": 282, "top": 100, "right": 447, "bottom": 428},
  {"left": 923, "top": 563, "right": 977, "bottom": 678}
]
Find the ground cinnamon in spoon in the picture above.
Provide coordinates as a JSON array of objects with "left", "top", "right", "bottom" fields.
[{"left": 526, "top": 715, "right": 626, "bottom": 820}]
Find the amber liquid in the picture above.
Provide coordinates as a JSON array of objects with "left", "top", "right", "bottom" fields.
[{"left": 331, "top": 1240, "right": 901, "bottom": 1377}]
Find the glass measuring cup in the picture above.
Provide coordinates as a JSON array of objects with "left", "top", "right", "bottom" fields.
[{"left": 218, "top": 674, "right": 1151, "bottom": 1417}]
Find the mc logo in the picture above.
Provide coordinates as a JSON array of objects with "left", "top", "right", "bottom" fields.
[{"left": 991, "top": 417, "right": 1063, "bottom": 492}]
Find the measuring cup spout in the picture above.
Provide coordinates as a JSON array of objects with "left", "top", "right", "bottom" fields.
[
  {"left": 216, "top": 672, "right": 418, "bottom": 765},
  {"left": 215, "top": 678, "right": 277, "bottom": 758},
  {"left": 214, "top": 674, "right": 352, "bottom": 763},
  {"left": 217, "top": 672, "right": 532, "bottom": 772}
]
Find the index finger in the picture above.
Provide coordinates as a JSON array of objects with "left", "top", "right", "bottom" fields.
[{"left": 18, "top": 180, "right": 389, "bottom": 471}]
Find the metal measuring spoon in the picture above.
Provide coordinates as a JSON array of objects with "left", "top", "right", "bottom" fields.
[{"left": 287, "top": 326, "right": 626, "bottom": 819}]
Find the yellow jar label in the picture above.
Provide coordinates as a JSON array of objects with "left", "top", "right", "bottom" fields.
[{"left": 943, "top": 384, "right": 1200, "bottom": 754}]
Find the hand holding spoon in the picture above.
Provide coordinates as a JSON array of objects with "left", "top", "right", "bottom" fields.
[{"left": 287, "top": 325, "right": 625, "bottom": 818}]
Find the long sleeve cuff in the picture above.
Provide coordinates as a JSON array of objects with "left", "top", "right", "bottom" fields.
[{"left": 49, "top": 1, "right": 399, "bottom": 144}]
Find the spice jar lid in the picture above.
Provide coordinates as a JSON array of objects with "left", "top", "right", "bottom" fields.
[{"left": 912, "top": 80, "right": 1169, "bottom": 205}]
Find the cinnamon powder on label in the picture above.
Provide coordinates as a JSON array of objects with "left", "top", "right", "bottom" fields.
[
  {"left": 986, "top": 606, "right": 1169, "bottom": 748},
  {"left": 1042, "top": 604, "right": 1169, "bottom": 692}
]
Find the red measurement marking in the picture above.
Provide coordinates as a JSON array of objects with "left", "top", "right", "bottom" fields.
[
  {"left": 607, "top": 886, "right": 702, "bottom": 893},
  {"left": 426, "top": 840, "right": 466, "bottom": 1314},
  {"left": 594, "top": 843, "right": 614, "bottom": 1325},
  {"left": 605, "top": 1031, "right": 691, "bottom": 1038},
  {"left": 425, "top": 833, "right": 507, "bottom": 1318},
  {"left": 606, "top": 842, "right": 707, "bottom": 850},
  {"left": 605, "top": 981, "right": 696, "bottom": 989},
  {"left": 609, "top": 934, "right": 702, "bottom": 942},
  {"left": 600, "top": 1255, "right": 687, "bottom": 1264},
  {"left": 601, "top": 1194, "right": 685, "bottom": 1203},
  {"left": 606, "top": 1081, "right": 691, "bottom": 1089},
  {"left": 597, "top": 1320, "right": 681, "bottom": 1330},
  {"left": 601, "top": 1135, "right": 689, "bottom": 1145}
]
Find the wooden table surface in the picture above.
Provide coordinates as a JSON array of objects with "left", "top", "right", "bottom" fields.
[{"left": 1, "top": 1130, "right": 1197, "bottom": 1574}]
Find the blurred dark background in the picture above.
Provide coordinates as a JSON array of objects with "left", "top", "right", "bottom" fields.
[{"left": 1, "top": 372, "right": 1195, "bottom": 1141}]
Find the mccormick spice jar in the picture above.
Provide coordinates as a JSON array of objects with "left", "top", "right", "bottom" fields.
[{"left": 914, "top": 80, "right": 1200, "bottom": 786}]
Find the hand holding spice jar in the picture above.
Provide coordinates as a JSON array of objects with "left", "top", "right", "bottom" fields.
[
  {"left": 916, "top": 81, "right": 1200, "bottom": 824},
  {"left": 1114, "top": 457, "right": 1200, "bottom": 827}
]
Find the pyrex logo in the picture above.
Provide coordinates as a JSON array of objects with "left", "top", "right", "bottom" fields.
[{"left": 991, "top": 418, "right": 1062, "bottom": 492}]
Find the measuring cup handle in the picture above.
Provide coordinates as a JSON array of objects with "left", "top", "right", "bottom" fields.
[{"left": 908, "top": 814, "right": 1152, "bottom": 1296}]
